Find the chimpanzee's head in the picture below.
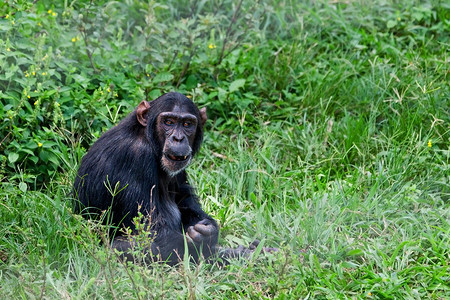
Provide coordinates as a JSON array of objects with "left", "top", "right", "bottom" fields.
[{"left": 136, "top": 92, "right": 207, "bottom": 176}]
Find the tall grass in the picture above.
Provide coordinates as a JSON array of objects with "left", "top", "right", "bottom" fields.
[{"left": 1, "top": 0, "right": 448, "bottom": 298}]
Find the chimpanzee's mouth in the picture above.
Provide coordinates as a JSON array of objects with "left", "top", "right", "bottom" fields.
[{"left": 166, "top": 154, "right": 189, "bottom": 162}]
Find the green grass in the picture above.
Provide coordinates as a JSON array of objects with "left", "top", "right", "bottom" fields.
[{"left": 1, "top": 0, "right": 449, "bottom": 299}]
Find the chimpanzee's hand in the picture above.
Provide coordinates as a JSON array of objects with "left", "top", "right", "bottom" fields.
[{"left": 186, "top": 219, "right": 218, "bottom": 244}]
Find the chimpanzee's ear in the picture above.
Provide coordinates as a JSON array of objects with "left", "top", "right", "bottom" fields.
[
  {"left": 199, "top": 107, "right": 207, "bottom": 126},
  {"left": 136, "top": 100, "right": 151, "bottom": 127}
]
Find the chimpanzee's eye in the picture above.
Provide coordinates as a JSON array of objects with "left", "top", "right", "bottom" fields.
[
  {"left": 183, "top": 121, "right": 191, "bottom": 128},
  {"left": 164, "top": 119, "right": 174, "bottom": 126}
]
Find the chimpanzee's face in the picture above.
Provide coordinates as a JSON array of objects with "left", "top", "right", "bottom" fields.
[
  {"left": 135, "top": 93, "right": 205, "bottom": 177},
  {"left": 156, "top": 105, "right": 198, "bottom": 176}
]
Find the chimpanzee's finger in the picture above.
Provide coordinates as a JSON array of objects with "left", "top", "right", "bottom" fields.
[
  {"left": 187, "top": 226, "right": 203, "bottom": 243},
  {"left": 194, "top": 223, "right": 215, "bottom": 236},
  {"left": 197, "top": 219, "right": 211, "bottom": 226}
]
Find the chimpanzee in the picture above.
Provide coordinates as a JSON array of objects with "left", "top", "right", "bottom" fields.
[
  {"left": 73, "top": 92, "right": 278, "bottom": 265},
  {"left": 73, "top": 92, "right": 223, "bottom": 265}
]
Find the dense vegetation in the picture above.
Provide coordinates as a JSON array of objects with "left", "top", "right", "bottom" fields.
[{"left": 0, "top": 0, "right": 448, "bottom": 298}]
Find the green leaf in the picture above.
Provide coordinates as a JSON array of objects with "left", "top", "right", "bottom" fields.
[
  {"left": 8, "top": 153, "right": 19, "bottom": 164},
  {"left": 148, "top": 89, "right": 162, "bottom": 99},
  {"left": 47, "top": 153, "right": 59, "bottom": 166},
  {"left": 72, "top": 74, "right": 89, "bottom": 88},
  {"left": 229, "top": 79, "right": 246, "bottom": 93},
  {"left": 19, "top": 182, "right": 27, "bottom": 193},
  {"left": 341, "top": 261, "right": 359, "bottom": 268},
  {"left": 347, "top": 249, "right": 364, "bottom": 256},
  {"left": 387, "top": 20, "right": 397, "bottom": 29},
  {"left": 153, "top": 72, "right": 174, "bottom": 83},
  {"left": 19, "top": 148, "right": 34, "bottom": 156},
  {"left": 39, "top": 151, "right": 49, "bottom": 163},
  {"left": 217, "top": 87, "right": 227, "bottom": 102},
  {"left": 412, "top": 12, "right": 423, "bottom": 21}
]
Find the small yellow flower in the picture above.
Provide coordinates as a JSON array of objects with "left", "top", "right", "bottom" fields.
[
  {"left": 56, "top": 103, "right": 60, "bottom": 107},
  {"left": 12, "top": 20, "right": 15, "bottom": 25},
  {"left": 38, "top": 143, "right": 42, "bottom": 147},
  {"left": 72, "top": 37, "right": 76, "bottom": 42},
  {"left": 25, "top": 73, "right": 29, "bottom": 77},
  {"left": 107, "top": 88, "right": 111, "bottom": 93},
  {"left": 34, "top": 90, "right": 38, "bottom": 92},
  {"left": 114, "top": 93, "right": 118, "bottom": 97},
  {"left": 186, "top": 95, "right": 192, "bottom": 99},
  {"left": 42, "top": 72, "right": 46, "bottom": 75},
  {"left": 27, "top": 95, "right": 30, "bottom": 99},
  {"left": 100, "top": 91, "right": 104, "bottom": 95},
  {"left": 52, "top": 12, "right": 56, "bottom": 17},
  {"left": 5, "top": 14, "right": 9, "bottom": 19},
  {"left": 38, "top": 22, "right": 42, "bottom": 26},
  {"left": 32, "top": 71, "right": 35, "bottom": 76},
  {"left": 6, "top": 48, "right": 11, "bottom": 51},
  {"left": 34, "top": 101, "right": 38, "bottom": 106},
  {"left": 48, "top": 10, "right": 52, "bottom": 14},
  {"left": 208, "top": 43, "right": 216, "bottom": 49},
  {"left": 368, "top": 292, "right": 372, "bottom": 297},
  {"left": 76, "top": 36, "right": 80, "bottom": 41},
  {"left": 428, "top": 140, "right": 432, "bottom": 148},
  {"left": 397, "top": 17, "right": 401, "bottom": 21},
  {"left": 146, "top": 73, "right": 150, "bottom": 77}
]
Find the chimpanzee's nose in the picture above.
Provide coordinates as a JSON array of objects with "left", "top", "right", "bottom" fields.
[{"left": 172, "top": 133, "right": 184, "bottom": 142}]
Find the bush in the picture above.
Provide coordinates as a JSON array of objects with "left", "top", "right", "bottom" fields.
[{"left": 0, "top": 0, "right": 448, "bottom": 185}]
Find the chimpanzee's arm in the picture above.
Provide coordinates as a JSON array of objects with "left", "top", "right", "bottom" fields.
[
  {"left": 177, "top": 187, "right": 215, "bottom": 225},
  {"left": 174, "top": 174, "right": 217, "bottom": 228},
  {"left": 173, "top": 174, "right": 219, "bottom": 258}
]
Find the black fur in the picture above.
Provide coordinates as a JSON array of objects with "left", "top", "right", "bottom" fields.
[{"left": 73, "top": 92, "right": 218, "bottom": 264}]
